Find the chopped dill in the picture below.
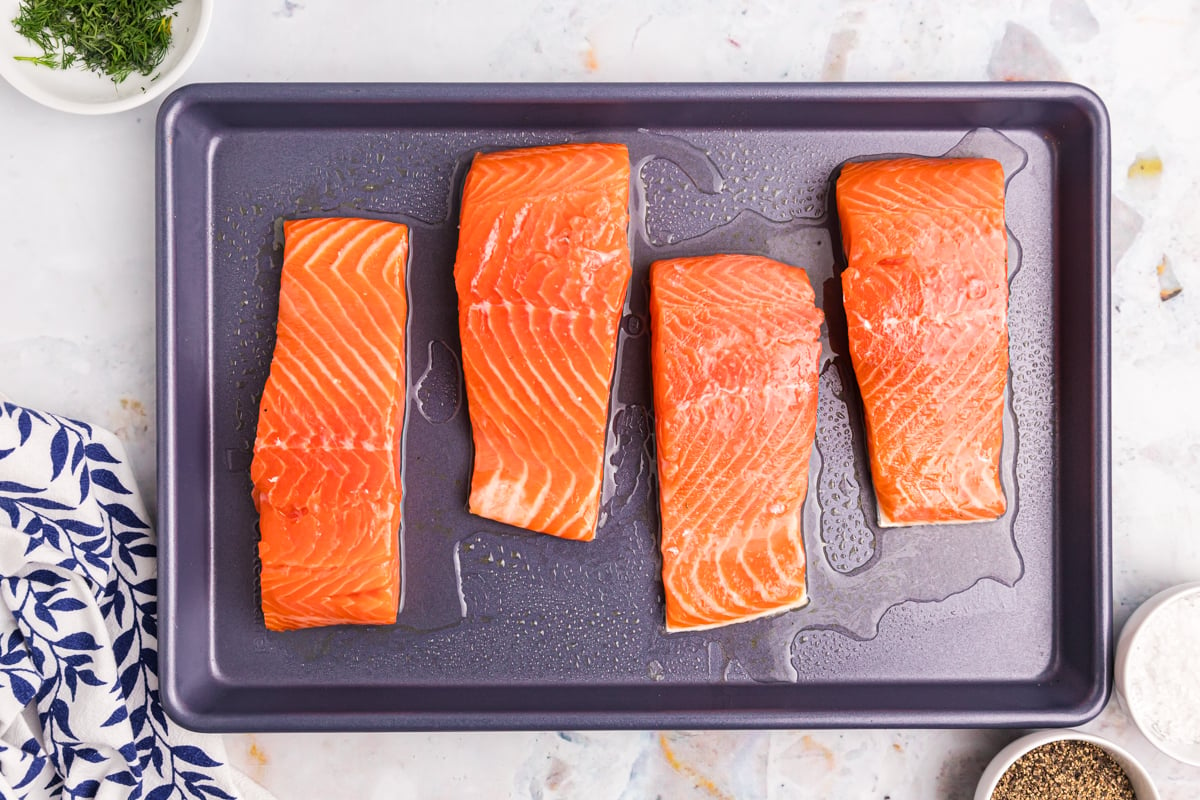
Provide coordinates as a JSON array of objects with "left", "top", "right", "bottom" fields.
[{"left": 12, "top": 0, "right": 182, "bottom": 84}]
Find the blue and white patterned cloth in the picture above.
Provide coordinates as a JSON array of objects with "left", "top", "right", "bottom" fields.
[{"left": 0, "top": 401, "right": 271, "bottom": 800}]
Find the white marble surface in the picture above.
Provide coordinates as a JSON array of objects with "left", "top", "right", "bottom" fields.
[{"left": 3, "top": 0, "right": 1200, "bottom": 797}]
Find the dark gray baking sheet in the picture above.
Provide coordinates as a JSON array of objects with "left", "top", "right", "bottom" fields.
[{"left": 156, "top": 83, "right": 1110, "bottom": 731}]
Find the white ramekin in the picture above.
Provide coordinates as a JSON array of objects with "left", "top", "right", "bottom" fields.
[
  {"left": 975, "top": 729, "right": 1160, "bottom": 800},
  {"left": 1115, "top": 580, "right": 1200, "bottom": 766},
  {"left": 0, "top": 0, "right": 211, "bottom": 115}
]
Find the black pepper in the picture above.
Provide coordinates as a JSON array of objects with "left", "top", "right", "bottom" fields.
[{"left": 991, "top": 740, "right": 1136, "bottom": 800}]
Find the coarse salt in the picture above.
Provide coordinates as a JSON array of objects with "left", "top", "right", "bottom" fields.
[{"left": 1126, "top": 592, "right": 1200, "bottom": 745}]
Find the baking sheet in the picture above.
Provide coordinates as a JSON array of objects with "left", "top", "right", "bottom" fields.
[{"left": 156, "top": 83, "right": 1110, "bottom": 731}]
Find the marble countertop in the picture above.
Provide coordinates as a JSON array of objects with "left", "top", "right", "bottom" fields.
[{"left": 3, "top": 1, "right": 1200, "bottom": 797}]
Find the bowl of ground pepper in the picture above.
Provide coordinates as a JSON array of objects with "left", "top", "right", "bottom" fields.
[
  {"left": 0, "top": 0, "right": 211, "bottom": 114},
  {"left": 974, "top": 730, "right": 1160, "bottom": 800}
]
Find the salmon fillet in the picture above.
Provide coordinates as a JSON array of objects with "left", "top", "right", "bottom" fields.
[
  {"left": 454, "top": 143, "right": 631, "bottom": 541},
  {"left": 837, "top": 157, "right": 1008, "bottom": 526},
  {"left": 251, "top": 217, "right": 409, "bottom": 630},
  {"left": 650, "top": 255, "right": 824, "bottom": 632}
]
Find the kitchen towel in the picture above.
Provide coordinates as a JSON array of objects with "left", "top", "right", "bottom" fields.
[{"left": 0, "top": 400, "right": 272, "bottom": 800}]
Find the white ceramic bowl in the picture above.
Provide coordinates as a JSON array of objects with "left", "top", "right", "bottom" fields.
[
  {"left": 0, "top": 0, "right": 210, "bottom": 114},
  {"left": 974, "top": 729, "right": 1160, "bottom": 800},
  {"left": 1116, "top": 580, "right": 1200, "bottom": 766}
]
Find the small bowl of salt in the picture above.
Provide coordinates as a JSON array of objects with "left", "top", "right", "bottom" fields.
[{"left": 1116, "top": 580, "right": 1200, "bottom": 766}]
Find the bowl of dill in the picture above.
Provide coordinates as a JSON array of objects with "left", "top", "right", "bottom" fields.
[{"left": 0, "top": 0, "right": 211, "bottom": 114}]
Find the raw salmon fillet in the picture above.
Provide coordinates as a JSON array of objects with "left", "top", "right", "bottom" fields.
[
  {"left": 650, "top": 255, "right": 824, "bottom": 632},
  {"left": 454, "top": 143, "right": 631, "bottom": 541},
  {"left": 837, "top": 157, "right": 1008, "bottom": 526},
  {"left": 251, "top": 217, "right": 409, "bottom": 631}
]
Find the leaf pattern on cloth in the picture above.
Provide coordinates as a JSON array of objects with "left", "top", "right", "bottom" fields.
[{"left": 0, "top": 402, "right": 267, "bottom": 800}]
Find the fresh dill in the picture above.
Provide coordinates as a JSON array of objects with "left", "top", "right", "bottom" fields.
[{"left": 12, "top": 0, "right": 182, "bottom": 84}]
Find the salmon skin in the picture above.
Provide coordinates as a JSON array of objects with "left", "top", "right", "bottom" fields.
[
  {"left": 454, "top": 143, "right": 631, "bottom": 542},
  {"left": 650, "top": 255, "right": 824, "bottom": 632},
  {"left": 251, "top": 217, "right": 409, "bottom": 631},
  {"left": 836, "top": 157, "right": 1008, "bottom": 526}
]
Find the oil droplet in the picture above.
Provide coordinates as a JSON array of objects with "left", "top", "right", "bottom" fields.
[
  {"left": 414, "top": 340, "right": 463, "bottom": 424},
  {"left": 967, "top": 279, "right": 987, "bottom": 299},
  {"left": 707, "top": 641, "right": 727, "bottom": 678},
  {"left": 942, "top": 127, "right": 1028, "bottom": 181}
]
